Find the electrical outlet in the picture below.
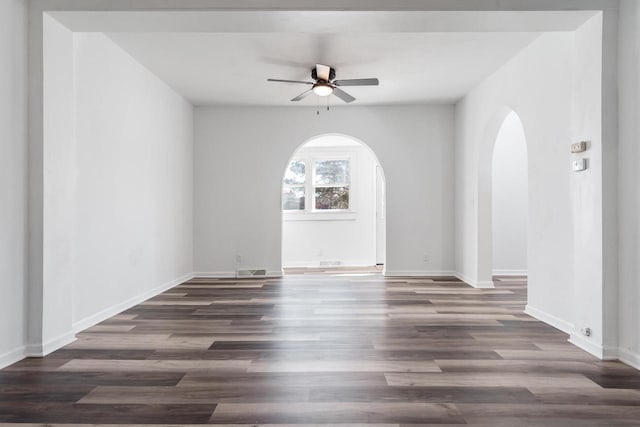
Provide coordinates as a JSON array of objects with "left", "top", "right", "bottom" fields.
[
  {"left": 581, "top": 327, "right": 592, "bottom": 337},
  {"left": 572, "top": 158, "right": 587, "bottom": 172},
  {"left": 423, "top": 253, "right": 429, "bottom": 263},
  {"left": 235, "top": 254, "right": 242, "bottom": 263}
]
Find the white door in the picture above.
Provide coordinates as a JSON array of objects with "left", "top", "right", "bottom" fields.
[{"left": 375, "top": 165, "right": 386, "bottom": 265}]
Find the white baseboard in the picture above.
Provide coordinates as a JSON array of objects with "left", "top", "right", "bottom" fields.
[
  {"left": 194, "top": 271, "right": 235, "bottom": 278},
  {"left": 522, "top": 305, "right": 624, "bottom": 363},
  {"left": 472, "top": 281, "right": 495, "bottom": 288},
  {"left": 194, "top": 270, "right": 283, "bottom": 278},
  {"left": 568, "top": 334, "right": 618, "bottom": 360},
  {"left": 0, "top": 345, "right": 27, "bottom": 369},
  {"left": 524, "top": 304, "right": 574, "bottom": 334},
  {"left": 283, "top": 261, "right": 373, "bottom": 268},
  {"left": 25, "top": 330, "right": 76, "bottom": 357},
  {"left": 454, "top": 272, "right": 495, "bottom": 288},
  {"left": 384, "top": 270, "right": 455, "bottom": 278},
  {"left": 493, "top": 269, "right": 528, "bottom": 276},
  {"left": 618, "top": 347, "right": 640, "bottom": 370},
  {"left": 72, "top": 272, "right": 194, "bottom": 334}
]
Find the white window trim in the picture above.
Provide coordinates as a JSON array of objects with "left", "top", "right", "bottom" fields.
[{"left": 283, "top": 150, "right": 357, "bottom": 221}]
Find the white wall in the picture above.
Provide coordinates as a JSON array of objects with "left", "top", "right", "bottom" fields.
[
  {"left": 38, "top": 13, "right": 77, "bottom": 355},
  {"left": 71, "top": 33, "right": 194, "bottom": 330},
  {"left": 0, "top": 0, "right": 28, "bottom": 368},
  {"left": 618, "top": 0, "right": 640, "bottom": 369},
  {"left": 455, "top": 16, "right": 612, "bottom": 358},
  {"left": 568, "top": 13, "right": 610, "bottom": 359},
  {"left": 24, "top": 19, "right": 195, "bottom": 357},
  {"left": 491, "top": 112, "right": 528, "bottom": 275},
  {"left": 194, "top": 105, "right": 455, "bottom": 277},
  {"left": 455, "top": 32, "right": 574, "bottom": 294},
  {"left": 282, "top": 138, "right": 379, "bottom": 267},
  {"left": 375, "top": 165, "right": 386, "bottom": 264}
]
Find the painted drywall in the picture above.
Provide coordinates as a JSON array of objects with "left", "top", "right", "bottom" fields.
[
  {"left": 39, "top": 14, "right": 77, "bottom": 355},
  {"left": 455, "top": 15, "right": 613, "bottom": 357},
  {"left": 0, "top": 0, "right": 28, "bottom": 368},
  {"left": 568, "top": 14, "right": 611, "bottom": 359},
  {"left": 72, "top": 33, "right": 194, "bottom": 329},
  {"left": 491, "top": 112, "right": 528, "bottom": 275},
  {"left": 618, "top": 0, "right": 640, "bottom": 369},
  {"left": 282, "top": 138, "right": 379, "bottom": 267},
  {"left": 194, "top": 105, "right": 455, "bottom": 277},
  {"left": 455, "top": 32, "right": 574, "bottom": 295}
]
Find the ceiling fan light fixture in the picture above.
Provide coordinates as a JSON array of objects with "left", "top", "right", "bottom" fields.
[
  {"left": 268, "top": 64, "right": 376, "bottom": 103},
  {"left": 312, "top": 82, "right": 333, "bottom": 97}
]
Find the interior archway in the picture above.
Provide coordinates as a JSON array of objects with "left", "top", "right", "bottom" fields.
[
  {"left": 477, "top": 108, "right": 529, "bottom": 289},
  {"left": 280, "top": 134, "right": 386, "bottom": 272},
  {"left": 491, "top": 111, "right": 528, "bottom": 278}
]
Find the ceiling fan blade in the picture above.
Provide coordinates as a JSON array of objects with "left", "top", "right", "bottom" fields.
[
  {"left": 267, "top": 78, "right": 313, "bottom": 85},
  {"left": 315, "top": 64, "right": 331, "bottom": 81},
  {"left": 332, "top": 87, "right": 356, "bottom": 103},
  {"left": 333, "top": 78, "right": 379, "bottom": 86},
  {"left": 291, "top": 89, "right": 313, "bottom": 102}
]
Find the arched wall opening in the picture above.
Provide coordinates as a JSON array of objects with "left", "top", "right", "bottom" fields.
[
  {"left": 491, "top": 111, "right": 528, "bottom": 277},
  {"left": 280, "top": 133, "right": 386, "bottom": 271},
  {"left": 477, "top": 107, "right": 530, "bottom": 289}
]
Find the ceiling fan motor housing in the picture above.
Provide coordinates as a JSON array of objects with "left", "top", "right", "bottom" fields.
[{"left": 311, "top": 67, "right": 336, "bottom": 82}]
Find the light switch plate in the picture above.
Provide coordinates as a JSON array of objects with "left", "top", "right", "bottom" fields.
[
  {"left": 572, "top": 158, "right": 587, "bottom": 172},
  {"left": 571, "top": 141, "right": 587, "bottom": 153}
]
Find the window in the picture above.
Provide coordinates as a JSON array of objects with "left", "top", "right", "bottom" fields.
[
  {"left": 283, "top": 156, "right": 352, "bottom": 212},
  {"left": 282, "top": 160, "right": 306, "bottom": 210},
  {"left": 314, "top": 159, "right": 350, "bottom": 210}
]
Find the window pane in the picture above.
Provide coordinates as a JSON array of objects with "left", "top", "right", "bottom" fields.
[
  {"left": 282, "top": 186, "right": 305, "bottom": 210},
  {"left": 315, "top": 186, "right": 349, "bottom": 210},
  {"left": 284, "top": 160, "right": 306, "bottom": 185},
  {"left": 314, "top": 160, "right": 350, "bottom": 185}
]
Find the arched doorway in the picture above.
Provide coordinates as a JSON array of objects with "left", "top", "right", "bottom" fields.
[
  {"left": 477, "top": 108, "right": 529, "bottom": 289},
  {"left": 491, "top": 111, "right": 528, "bottom": 277},
  {"left": 280, "top": 134, "right": 386, "bottom": 271}
]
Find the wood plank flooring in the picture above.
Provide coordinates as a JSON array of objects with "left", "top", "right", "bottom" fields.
[{"left": 2, "top": 272, "right": 640, "bottom": 426}]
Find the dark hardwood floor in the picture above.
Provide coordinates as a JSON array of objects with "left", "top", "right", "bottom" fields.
[{"left": 2, "top": 272, "right": 640, "bottom": 426}]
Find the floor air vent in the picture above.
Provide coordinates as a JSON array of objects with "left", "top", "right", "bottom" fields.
[
  {"left": 319, "top": 260, "right": 343, "bottom": 266},
  {"left": 236, "top": 269, "right": 267, "bottom": 278}
]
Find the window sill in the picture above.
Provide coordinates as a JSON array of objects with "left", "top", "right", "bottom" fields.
[{"left": 283, "top": 211, "right": 358, "bottom": 221}]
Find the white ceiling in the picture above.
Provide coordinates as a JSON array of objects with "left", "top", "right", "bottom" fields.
[
  {"left": 53, "top": 11, "right": 598, "bottom": 33},
  {"left": 107, "top": 32, "right": 540, "bottom": 106},
  {"left": 53, "top": 10, "right": 596, "bottom": 106}
]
